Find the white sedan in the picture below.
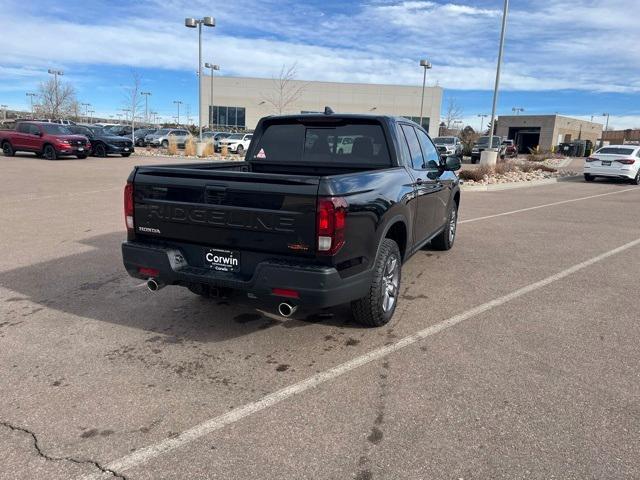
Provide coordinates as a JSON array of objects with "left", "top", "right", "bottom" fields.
[{"left": 584, "top": 145, "right": 640, "bottom": 184}]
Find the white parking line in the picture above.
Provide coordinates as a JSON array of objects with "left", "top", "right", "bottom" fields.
[
  {"left": 80, "top": 236, "right": 640, "bottom": 479},
  {"left": 459, "top": 187, "right": 637, "bottom": 224}
]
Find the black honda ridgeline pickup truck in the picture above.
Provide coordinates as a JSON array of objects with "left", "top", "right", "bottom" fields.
[{"left": 122, "top": 112, "right": 461, "bottom": 326}]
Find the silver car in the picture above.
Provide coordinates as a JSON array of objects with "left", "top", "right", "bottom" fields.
[{"left": 145, "top": 128, "right": 192, "bottom": 148}]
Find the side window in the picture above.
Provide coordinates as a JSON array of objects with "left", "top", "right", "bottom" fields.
[
  {"left": 17, "top": 123, "right": 30, "bottom": 133},
  {"left": 400, "top": 124, "right": 425, "bottom": 170},
  {"left": 245, "top": 134, "right": 252, "bottom": 141},
  {"left": 415, "top": 129, "right": 440, "bottom": 168},
  {"left": 29, "top": 124, "right": 41, "bottom": 136}
]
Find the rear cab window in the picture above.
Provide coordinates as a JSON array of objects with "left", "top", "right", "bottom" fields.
[{"left": 251, "top": 120, "right": 391, "bottom": 166}]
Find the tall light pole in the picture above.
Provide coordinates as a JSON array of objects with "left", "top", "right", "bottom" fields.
[
  {"left": 141, "top": 91, "right": 152, "bottom": 123},
  {"left": 185, "top": 16, "right": 215, "bottom": 142},
  {"left": 81, "top": 102, "right": 91, "bottom": 122},
  {"left": 88, "top": 109, "right": 95, "bottom": 123},
  {"left": 26, "top": 93, "right": 38, "bottom": 118},
  {"left": 477, "top": 114, "right": 488, "bottom": 132},
  {"left": 173, "top": 100, "right": 183, "bottom": 126},
  {"left": 204, "top": 62, "right": 220, "bottom": 129},
  {"left": 47, "top": 69, "right": 64, "bottom": 119},
  {"left": 1, "top": 105, "right": 8, "bottom": 122},
  {"left": 418, "top": 59, "right": 432, "bottom": 130},
  {"left": 150, "top": 111, "right": 158, "bottom": 126},
  {"left": 482, "top": 0, "right": 509, "bottom": 166},
  {"left": 512, "top": 107, "right": 524, "bottom": 115},
  {"left": 600, "top": 113, "right": 610, "bottom": 148}
]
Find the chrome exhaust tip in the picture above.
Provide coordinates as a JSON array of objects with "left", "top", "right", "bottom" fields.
[
  {"left": 277, "top": 302, "right": 298, "bottom": 318},
  {"left": 146, "top": 278, "right": 164, "bottom": 292}
]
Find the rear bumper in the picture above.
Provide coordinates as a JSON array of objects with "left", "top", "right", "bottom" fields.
[
  {"left": 583, "top": 166, "right": 637, "bottom": 179},
  {"left": 122, "top": 241, "right": 372, "bottom": 308}
]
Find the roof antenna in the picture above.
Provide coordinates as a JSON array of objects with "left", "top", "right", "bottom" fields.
[{"left": 324, "top": 106, "right": 334, "bottom": 115}]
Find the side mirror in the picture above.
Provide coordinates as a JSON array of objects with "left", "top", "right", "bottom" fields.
[{"left": 443, "top": 155, "right": 461, "bottom": 171}]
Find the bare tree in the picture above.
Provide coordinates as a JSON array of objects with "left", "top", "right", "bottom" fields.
[
  {"left": 123, "top": 71, "right": 144, "bottom": 143},
  {"left": 261, "top": 63, "right": 307, "bottom": 115},
  {"left": 444, "top": 98, "right": 464, "bottom": 129},
  {"left": 37, "top": 78, "right": 77, "bottom": 119}
]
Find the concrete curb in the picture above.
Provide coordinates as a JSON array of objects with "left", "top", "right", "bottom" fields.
[{"left": 461, "top": 175, "right": 583, "bottom": 192}]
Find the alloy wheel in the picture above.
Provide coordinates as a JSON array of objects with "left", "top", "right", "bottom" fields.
[
  {"left": 448, "top": 208, "right": 458, "bottom": 243},
  {"left": 381, "top": 255, "right": 399, "bottom": 312}
]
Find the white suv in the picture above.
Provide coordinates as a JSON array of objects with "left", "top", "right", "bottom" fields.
[{"left": 218, "top": 133, "right": 253, "bottom": 154}]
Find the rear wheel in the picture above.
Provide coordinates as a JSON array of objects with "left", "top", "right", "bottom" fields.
[
  {"left": 631, "top": 170, "right": 640, "bottom": 185},
  {"left": 236, "top": 144, "right": 244, "bottom": 155},
  {"left": 351, "top": 238, "right": 401, "bottom": 327},
  {"left": 584, "top": 174, "right": 595, "bottom": 182},
  {"left": 94, "top": 144, "right": 107, "bottom": 157},
  {"left": 2, "top": 141, "right": 14, "bottom": 157},
  {"left": 43, "top": 145, "right": 57, "bottom": 160},
  {"left": 161, "top": 140, "right": 169, "bottom": 148},
  {"left": 431, "top": 203, "right": 458, "bottom": 251}
]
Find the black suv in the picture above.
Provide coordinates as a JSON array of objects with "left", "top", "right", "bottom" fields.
[{"left": 69, "top": 125, "right": 134, "bottom": 157}]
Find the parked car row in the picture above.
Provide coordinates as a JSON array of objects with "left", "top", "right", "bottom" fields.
[{"left": 0, "top": 121, "right": 132, "bottom": 160}]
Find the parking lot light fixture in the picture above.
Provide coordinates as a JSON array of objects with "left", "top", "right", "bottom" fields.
[
  {"left": 173, "top": 100, "right": 183, "bottom": 126},
  {"left": 47, "top": 69, "right": 64, "bottom": 119},
  {"left": 26, "top": 93, "right": 38, "bottom": 118},
  {"left": 185, "top": 16, "right": 216, "bottom": 143},
  {"left": 141, "top": 92, "right": 152, "bottom": 123},
  {"left": 512, "top": 107, "right": 524, "bottom": 115},
  {"left": 600, "top": 113, "right": 610, "bottom": 148},
  {"left": 477, "top": 114, "right": 488, "bottom": 132},
  {"left": 204, "top": 62, "right": 220, "bottom": 129},
  {"left": 482, "top": 0, "right": 509, "bottom": 167},
  {"left": 418, "top": 59, "right": 432, "bottom": 130}
]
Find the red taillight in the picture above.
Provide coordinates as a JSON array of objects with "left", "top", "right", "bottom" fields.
[
  {"left": 317, "top": 196, "right": 348, "bottom": 255},
  {"left": 124, "top": 182, "right": 134, "bottom": 231},
  {"left": 615, "top": 159, "right": 635, "bottom": 165},
  {"left": 138, "top": 267, "right": 159, "bottom": 277},
  {"left": 586, "top": 157, "right": 598, "bottom": 162},
  {"left": 272, "top": 288, "right": 300, "bottom": 299}
]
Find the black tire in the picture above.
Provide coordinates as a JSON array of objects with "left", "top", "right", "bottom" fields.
[
  {"left": 121, "top": 153, "right": 131, "bottom": 157},
  {"left": 161, "top": 140, "right": 169, "bottom": 148},
  {"left": 431, "top": 203, "right": 458, "bottom": 251},
  {"left": 76, "top": 154, "right": 87, "bottom": 159},
  {"left": 94, "top": 144, "right": 107, "bottom": 157},
  {"left": 631, "top": 170, "right": 640, "bottom": 185},
  {"left": 584, "top": 174, "right": 595, "bottom": 182},
  {"left": 43, "top": 144, "right": 57, "bottom": 160},
  {"left": 35, "top": 152, "right": 44, "bottom": 158},
  {"left": 2, "top": 141, "right": 15, "bottom": 157},
  {"left": 351, "top": 238, "right": 401, "bottom": 327}
]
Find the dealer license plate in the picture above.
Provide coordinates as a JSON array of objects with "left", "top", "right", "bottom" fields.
[
  {"left": 204, "top": 248, "right": 240, "bottom": 272},
  {"left": 601, "top": 160, "right": 611, "bottom": 166}
]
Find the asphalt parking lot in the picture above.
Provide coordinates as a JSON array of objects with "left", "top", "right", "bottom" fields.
[{"left": 1, "top": 154, "right": 639, "bottom": 480}]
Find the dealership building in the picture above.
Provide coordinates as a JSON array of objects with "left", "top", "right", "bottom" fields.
[
  {"left": 496, "top": 114, "right": 603, "bottom": 153},
  {"left": 199, "top": 75, "right": 443, "bottom": 137}
]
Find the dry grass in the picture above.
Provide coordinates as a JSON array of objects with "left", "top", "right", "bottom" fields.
[
  {"left": 167, "top": 136, "right": 178, "bottom": 155},
  {"left": 183, "top": 136, "right": 196, "bottom": 156},
  {"left": 204, "top": 140, "right": 215, "bottom": 157}
]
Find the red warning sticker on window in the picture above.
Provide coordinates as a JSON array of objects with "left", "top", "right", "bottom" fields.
[{"left": 256, "top": 148, "right": 266, "bottom": 159}]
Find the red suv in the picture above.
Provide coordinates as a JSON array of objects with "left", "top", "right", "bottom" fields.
[{"left": 0, "top": 121, "right": 91, "bottom": 160}]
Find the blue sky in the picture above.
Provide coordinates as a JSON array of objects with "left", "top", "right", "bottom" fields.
[{"left": 1, "top": 0, "right": 639, "bottom": 128}]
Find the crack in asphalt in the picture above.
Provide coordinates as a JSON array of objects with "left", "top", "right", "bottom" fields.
[{"left": 0, "top": 421, "right": 127, "bottom": 480}]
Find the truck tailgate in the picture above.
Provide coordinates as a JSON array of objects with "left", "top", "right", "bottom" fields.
[{"left": 132, "top": 166, "right": 320, "bottom": 257}]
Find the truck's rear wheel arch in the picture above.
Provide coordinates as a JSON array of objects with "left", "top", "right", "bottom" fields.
[
  {"left": 454, "top": 191, "right": 460, "bottom": 208},
  {"left": 383, "top": 219, "right": 407, "bottom": 261}
]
